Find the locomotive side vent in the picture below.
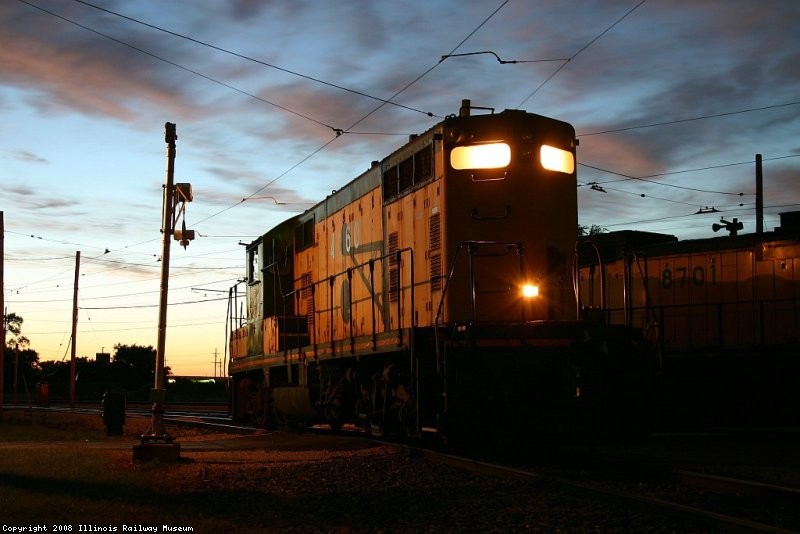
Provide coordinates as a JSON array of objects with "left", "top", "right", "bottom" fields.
[
  {"left": 388, "top": 232, "right": 400, "bottom": 302},
  {"left": 300, "top": 271, "right": 314, "bottom": 326},
  {"left": 429, "top": 212, "right": 442, "bottom": 291},
  {"left": 430, "top": 253, "right": 442, "bottom": 292}
]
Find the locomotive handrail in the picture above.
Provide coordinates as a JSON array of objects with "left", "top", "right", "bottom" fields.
[
  {"left": 280, "top": 247, "right": 415, "bottom": 358},
  {"left": 573, "top": 240, "right": 605, "bottom": 320},
  {"left": 433, "top": 239, "right": 526, "bottom": 417},
  {"left": 433, "top": 240, "right": 526, "bottom": 373},
  {"left": 433, "top": 239, "right": 525, "bottom": 328},
  {"left": 629, "top": 250, "right": 662, "bottom": 367},
  {"left": 225, "top": 278, "right": 247, "bottom": 365},
  {"left": 600, "top": 295, "right": 800, "bottom": 355}
]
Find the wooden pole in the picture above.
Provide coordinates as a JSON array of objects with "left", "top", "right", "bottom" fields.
[
  {"left": 144, "top": 122, "right": 176, "bottom": 441},
  {"left": 132, "top": 123, "right": 182, "bottom": 463},
  {"left": 70, "top": 251, "right": 80, "bottom": 408},
  {"left": 755, "top": 154, "right": 763, "bottom": 235},
  {"left": 1, "top": 211, "right": 5, "bottom": 415}
]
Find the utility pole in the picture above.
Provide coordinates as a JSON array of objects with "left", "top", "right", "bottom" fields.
[
  {"left": 213, "top": 348, "right": 218, "bottom": 378},
  {"left": 1, "top": 211, "right": 5, "bottom": 416},
  {"left": 13, "top": 343, "right": 18, "bottom": 403},
  {"left": 134, "top": 122, "right": 193, "bottom": 463},
  {"left": 70, "top": 251, "right": 80, "bottom": 408},
  {"left": 755, "top": 153, "right": 764, "bottom": 235}
]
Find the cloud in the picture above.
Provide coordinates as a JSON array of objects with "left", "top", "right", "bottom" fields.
[
  {"left": 3, "top": 183, "right": 82, "bottom": 211},
  {"left": 0, "top": 3, "right": 210, "bottom": 123},
  {"left": 4, "top": 150, "right": 49, "bottom": 164},
  {"left": 6, "top": 184, "right": 36, "bottom": 196}
]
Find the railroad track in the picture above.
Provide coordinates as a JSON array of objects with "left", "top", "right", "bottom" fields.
[
  {"left": 411, "top": 447, "right": 799, "bottom": 533},
  {"left": 3, "top": 401, "right": 255, "bottom": 434},
  {"left": 309, "top": 423, "right": 800, "bottom": 532}
]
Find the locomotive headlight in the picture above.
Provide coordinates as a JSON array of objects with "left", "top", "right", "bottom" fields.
[
  {"left": 450, "top": 142, "right": 511, "bottom": 170},
  {"left": 522, "top": 284, "right": 539, "bottom": 298},
  {"left": 540, "top": 145, "right": 574, "bottom": 174}
]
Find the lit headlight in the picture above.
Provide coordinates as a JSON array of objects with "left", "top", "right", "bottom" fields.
[
  {"left": 522, "top": 284, "right": 539, "bottom": 298},
  {"left": 451, "top": 143, "right": 511, "bottom": 170},
  {"left": 540, "top": 145, "right": 574, "bottom": 174}
]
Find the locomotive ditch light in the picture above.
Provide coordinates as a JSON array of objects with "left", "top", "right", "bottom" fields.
[
  {"left": 522, "top": 284, "right": 539, "bottom": 298},
  {"left": 540, "top": 145, "right": 574, "bottom": 174},
  {"left": 450, "top": 142, "right": 511, "bottom": 170}
]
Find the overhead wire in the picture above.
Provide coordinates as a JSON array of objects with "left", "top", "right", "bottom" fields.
[
  {"left": 16, "top": 0, "right": 342, "bottom": 134},
  {"left": 579, "top": 153, "right": 800, "bottom": 212},
  {"left": 519, "top": 0, "right": 648, "bottom": 106},
  {"left": 71, "top": 0, "right": 440, "bottom": 121},
  {"left": 197, "top": 0, "right": 512, "bottom": 226},
  {"left": 578, "top": 101, "right": 800, "bottom": 136},
  {"left": 599, "top": 201, "right": 796, "bottom": 231},
  {"left": 584, "top": 184, "right": 704, "bottom": 207},
  {"left": 590, "top": 155, "right": 800, "bottom": 186},
  {"left": 441, "top": 50, "right": 570, "bottom": 64},
  {"left": 579, "top": 162, "right": 749, "bottom": 195}
]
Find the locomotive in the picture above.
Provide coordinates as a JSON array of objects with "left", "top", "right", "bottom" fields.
[
  {"left": 577, "top": 213, "right": 800, "bottom": 427},
  {"left": 228, "top": 100, "right": 652, "bottom": 444}
]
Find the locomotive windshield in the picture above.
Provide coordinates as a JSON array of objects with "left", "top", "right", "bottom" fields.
[{"left": 450, "top": 142, "right": 511, "bottom": 170}]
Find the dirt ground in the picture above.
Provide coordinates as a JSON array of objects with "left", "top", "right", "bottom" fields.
[
  {"left": 0, "top": 410, "right": 401, "bottom": 532},
  {"left": 0, "top": 409, "right": 704, "bottom": 533}
]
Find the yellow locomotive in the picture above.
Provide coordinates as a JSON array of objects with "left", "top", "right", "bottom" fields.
[
  {"left": 577, "top": 219, "right": 800, "bottom": 428},
  {"left": 229, "top": 100, "right": 650, "bottom": 444}
]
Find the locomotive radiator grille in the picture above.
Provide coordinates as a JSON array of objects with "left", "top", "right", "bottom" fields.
[{"left": 389, "top": 231, "right": 400, "bottom": 302}]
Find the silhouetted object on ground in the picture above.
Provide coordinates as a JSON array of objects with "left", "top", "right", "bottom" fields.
[{"left": 101, "top": 388, "right": 126, "bottom": 436}]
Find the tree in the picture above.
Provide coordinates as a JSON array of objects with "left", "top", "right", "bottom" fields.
[
  {"left": 3, "top": 313, "right": 40, "bottom": 393},
  {"left": 578, "top": 224, "right": 608, "bottom": 236},
  {"left": 108, "top": 343, "right": 171, "bottom": 398},
  {"left": 4, "top": 312, "right": 30, "bottom": 349}
]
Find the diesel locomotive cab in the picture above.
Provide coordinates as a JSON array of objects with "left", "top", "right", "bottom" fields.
[{"left": 439, "top": 104, "right": 578, "bottom": 325}]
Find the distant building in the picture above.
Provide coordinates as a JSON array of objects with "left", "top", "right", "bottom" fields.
[{"left": 96, "top": 352, "right": 111, "bottom": 367}]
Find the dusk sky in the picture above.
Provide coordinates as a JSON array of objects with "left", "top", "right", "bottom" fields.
[{"left": 2, "top": 0, "right": 798, "bottom": 376}]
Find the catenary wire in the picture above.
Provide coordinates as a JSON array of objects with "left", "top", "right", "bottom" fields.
[
  {"left": 577, "top": 101, "right": 800, "bottom": 136},
  {"left": 519, "top": 0, "right": 647, "bottom": 106},
  {"left": 16, "top": 0, "right": 342, "bottom": 134},
  {"left": 71, "top": 0, "right": 440, "bottom": 121}
]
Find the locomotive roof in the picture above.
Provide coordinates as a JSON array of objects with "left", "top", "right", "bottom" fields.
[
  {"left": 298, "top": 107, "right": 572, "bottom": 223},
  {"left": 580, "top": 227, "right": 800, "bottom": 264},
  {"left": 252, "top": 106, "right": 574, "bottom": 248}
]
